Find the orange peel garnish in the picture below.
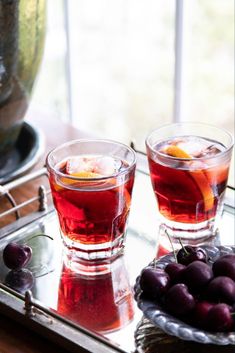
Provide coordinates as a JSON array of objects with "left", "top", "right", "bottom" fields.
[
  {"left": 190, "top": 170, "right": 214, "bottom": 212},
  {"left": 52, "top": 171, "right": 101, "bottom": 191},
  {"left": 165, "top": 145, "right": 191, "bottom": 159},
  {"left": 165, "top": 145, "right": 214, "bottom": 212},
  {"left": 69, "top": 171, "right": 101, "bottom": 178}
]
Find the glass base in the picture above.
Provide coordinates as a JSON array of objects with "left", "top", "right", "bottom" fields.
[
  {"left": 156, "top": 222, "right": 220, "bottom": 259},
  {"left": 159, "top": 215, "right": 218, "bottom": 241},
  {"left": 61, "top": 231, "right": 125, "bottom": 262},
  {"left": 63, "top": 250, "right": 124, "bottom": 275}
]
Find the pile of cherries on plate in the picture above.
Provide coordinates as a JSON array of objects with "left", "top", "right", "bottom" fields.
[{"left": 139, "top": 246, "right": 235, "bottom": 332}]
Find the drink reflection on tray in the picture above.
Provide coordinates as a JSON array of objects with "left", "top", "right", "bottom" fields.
[
  {"left": 0, "top": 213, "right": 135, "bottom": 336},
  {"left": 57, "top": 254, "right": 134, "bottom": 333}
]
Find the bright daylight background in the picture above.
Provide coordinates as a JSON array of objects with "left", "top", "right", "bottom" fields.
[{"left": 28, "top": 0, "right": 234, "bottom": 180}]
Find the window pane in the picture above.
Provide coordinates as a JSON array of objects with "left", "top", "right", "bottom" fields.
[
  {"left": 182, "top": 1, "right": 234, "bottom": 130},
  {"left": 181, "top": 0, "right": 234, "bottom": 184},
  {"left": 28, "top": 0, "right": 69, "bottom": 121},
  {"left": 68, "top": 0, "right": 175, "bottom": 149}
]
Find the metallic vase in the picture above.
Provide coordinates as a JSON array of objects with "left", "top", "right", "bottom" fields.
[{"left": 0, "top": 0, "right": 46, "bottom": 167}]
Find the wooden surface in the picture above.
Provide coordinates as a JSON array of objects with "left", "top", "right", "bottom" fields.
[{"left": 0, "top": 113, "right": 86, "bottom": 353}]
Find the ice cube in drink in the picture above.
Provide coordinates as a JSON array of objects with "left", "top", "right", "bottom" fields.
[{"left": 66, "top": 155, "right": 121, "bottom": 176}]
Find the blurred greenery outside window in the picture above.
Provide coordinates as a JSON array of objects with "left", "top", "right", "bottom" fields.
[{"left": 29, "top": 0, "right": 234, "bottom": 184}]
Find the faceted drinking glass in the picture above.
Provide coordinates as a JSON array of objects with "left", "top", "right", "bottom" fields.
[
  {"left": 46, "top": 139, "right": 136, "bottom": 261},
  {"left": 146, "top": 123, "right": 233, "bottom": 241}
]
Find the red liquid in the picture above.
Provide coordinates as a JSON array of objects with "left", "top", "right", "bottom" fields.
[
  {"left": 148, "top": 144, "right": 229, "bottom": 224},
  {"left": 49, "top": 160, "right": 135, "bottom": 248},
  {"left": 57, "top": 260, "right": 134, "bottom": 333}
]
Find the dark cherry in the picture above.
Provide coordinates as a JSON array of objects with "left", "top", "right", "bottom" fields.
[
  {"left": 5, "top": 269, "right": 34, "bottom": 293},
  {"left": 206, "top": 276, "right": 235, "bottom": 305},
  {"left": 165, "top": 262, "right": 186, "bottom": 284},
  {"left": 177, "top": 246, "right": 208, "bottom": 265},
  {"left": 3, "top": 242, "right": 32, "bottom": 270},
  {"left": 207, "top": 303, "right": 234, "bottom": 332},
  {"left": 213, "top": 254, "right": 235, "bottom": 281},
  {"left": 193, "top": 301, "right": 214, "bottom": 329},
  {"left": 182, "top": 260, "right": 213, "bottom": 292},
  {"left": 139, "top": 267, "right": 170, "bottom": 300},
  {"left": 165, "top": 283, "right": 196, "bottom": 316}
]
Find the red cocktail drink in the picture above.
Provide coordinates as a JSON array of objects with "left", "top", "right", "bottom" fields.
[
  {"left": 47, "top": 140, "right": 136, "bottom": 260},
  {"left": 146, "top": 124, "right": 233, "bottom": 240},
  {"left": 49, "top": 160, "right": 134, "bottom": 246},
  {"left": 148, "top": 138, "right": 228, "bottom": 224}
]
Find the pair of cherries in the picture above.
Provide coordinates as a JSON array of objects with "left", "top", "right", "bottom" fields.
[{"left": 2, "top": 242, "right": 34, "bottom": 293}]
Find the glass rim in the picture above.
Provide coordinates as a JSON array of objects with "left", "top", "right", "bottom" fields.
[
  {"left": 46, "top": 138, "right": 137, "bottom": 181},
  {"left": 145, "top": 122, "right": 234, "bottom": 162}
]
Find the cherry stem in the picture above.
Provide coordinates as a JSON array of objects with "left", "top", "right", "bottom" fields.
[
  {"left": 165, "top": 229, "right": 177, "bottom": 263},
  {"left": 178, "top": 237, "right": 188, "bottom": 255},
  {"left": 34, "top": 268, "right": 55, "bottom": 278},
  {"left": 27, "top": 234, "right": 53, "bottom": 242}
]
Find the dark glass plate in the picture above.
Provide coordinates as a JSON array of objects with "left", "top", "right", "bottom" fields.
[{"left": 0, "top": 121, "right": 44, "bottom": 184}]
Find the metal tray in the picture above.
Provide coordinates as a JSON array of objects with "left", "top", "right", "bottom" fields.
[{"left": 0, "top": 166, "right": 234, "bottom": 353}]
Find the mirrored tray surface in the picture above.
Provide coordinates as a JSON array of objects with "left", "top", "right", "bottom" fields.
[{"left": 0, "top": 169, "right": 234, "bottom": 353}]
